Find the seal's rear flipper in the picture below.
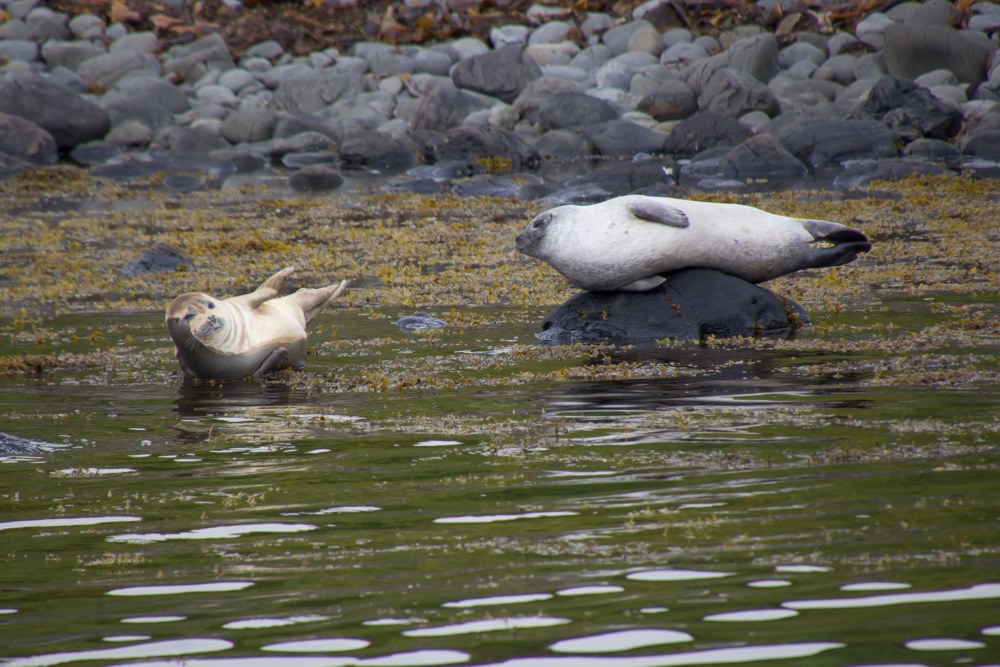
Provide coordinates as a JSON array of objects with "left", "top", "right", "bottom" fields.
[
  {"left": 801, "top": 219, "right": 872, "bottom": 269},
  {"left": 253, "top": 347, "right": 290, "bottom": 377},
  {"left": 293, "top": 279, "right": 349, "bottom": 324}
]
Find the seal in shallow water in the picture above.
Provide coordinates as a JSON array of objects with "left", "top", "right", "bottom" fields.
[
  {"left": 515, "top": 195, "right": 872, "bottom": 292},
  {"left": 165, "top": 267, "right": 347, "bottom": 380}
]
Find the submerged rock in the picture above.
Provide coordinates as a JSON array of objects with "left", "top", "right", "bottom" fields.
[
  {"left": 537, "top": 268, "right": 808, "bottom": 345},
  {"left": 121, "top": 242, "right": 195, "bottom": 276},
  {"left": 395, "top": 312, "right": 447, "bottom": 331}
]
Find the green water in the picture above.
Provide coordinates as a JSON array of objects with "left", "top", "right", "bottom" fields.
[{"left": 0, "top": 302, "right": 998, "bottom": 667}]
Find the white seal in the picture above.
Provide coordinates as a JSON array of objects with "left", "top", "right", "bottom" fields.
[
  {"left": 165, "top": 267, "right": 347, "bottom": 380},
  {"left": 515, "top": 195, "right": 872, "bottom": 292}
]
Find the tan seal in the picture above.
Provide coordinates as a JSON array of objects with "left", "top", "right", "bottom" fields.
[
  {"left": 165, "top": 267, "right": 347, "bottom": 380},
  {"left": 516, "top": 195, "right": 872, "bottom": 292}
]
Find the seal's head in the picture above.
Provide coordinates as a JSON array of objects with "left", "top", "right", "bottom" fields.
[
  {"left": 165, "top": 293, "right": 226, "bottom": 346},
  {"left": 515, "top": 209, "right": 557, "bottom": 258}
]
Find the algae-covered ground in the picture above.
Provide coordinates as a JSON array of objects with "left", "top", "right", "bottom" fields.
[{"left": 0, "top": 170, "right": 998, "bottom": 395}]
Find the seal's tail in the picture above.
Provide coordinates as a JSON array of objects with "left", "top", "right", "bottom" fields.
[
  {"left": 800, "top": 219, "right": 872, "bottom": 269},
  {"left": 294, "top": 280, "right": 348, "bottom": 323}
]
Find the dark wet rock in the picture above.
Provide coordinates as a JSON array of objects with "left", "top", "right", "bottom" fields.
[
  {"left": 718, "top": 133, "right": 808, "bottom": 180},
  {"left": 353, "top": 42, "right": 416, "bottom": 77},
  {"left": 408, "top": 161, "right": 486, "bottom": 180},
  {"left": 281, "top": 152, "right": 338, "bottom": 169},
  {"left": 902, "top": 138, "right": 961, "bottom": 166},
  {"left": 162, "top": 32, "right": 236, "bottom": 82},
  {"left": 258, "top": 131, "right": 339, "bottom": 160},
  {"left": 662, "top": 112, "right": 753, "bottom": 158},
  {"left": 451, "top": 174, "right": 541, "bottom": 199},
  {"left": 534, "top": 128, "right": 593, "bottom": 158},
  {"left": 961, "top": 128, "right": 1000, "bottom": 161},
  {"left": 564, "top": 157, "right": 676, "bottom": 195},
  {"left": 106, "top": 120, "right": 153, "bottom": 147},
  {"left": 636, "top": 85, "right": 698, "bottom": 122},
  {"left": 121, "top": 242, "right": 195, "bottom": 276},
  {"left": 272, "top": 68, "right": 362, "bottom": 114},
  {"left": 450, "top": 44, "right": 542, "bottom": 103},
  {"left": 338, "top": 130, "right": 417, "bottom": 170},
  {"left": 528, "top": 91, "right": 618, "bottom": 131},
  {"left": 537, "top": 268, "right": 808, "bottom": 345},
  {"left": 0, "top": 152, "right": 33, "bottom": 179},
  {"left": 382, "top": 177, "right": 447, "bottom": 194},
  {"left": 774, "top": 79, "right": 844, "bottom": 109},
  {"left": 539, "top": 185, "right": 614, "bottom": 206},
  {"left": 164, "top": 125, "right": 231, "bottom": 156},
  {"left": 395, "top": 312, "right": 447, "bottom": 331},
  {"left": 410, "top": 82, "right": 492, "bottom": 132},
  {"left": 698, "top": 67, "right": 780, "bottom": 118},
  {"left": 0, "top": 112, "right": 57, "bottom": 165},
  {"left": 860, "top": 76, "right": 963, "bottom": 141},
  {"left": 434, "top": 125, "right": 540, "bottom": 170},
  {"left": 582, "top": 120, "right": 668, "bottom": 157},
  {"left": 288, "top": 164, "right": 345, "bottom": 193},
  {"left": 0, "top": 432, "right": 52, "bottom": 456},
  {"left": 686, "top": 33, "right": 779, "bottom": 94},
  {"left": 883, "top": 23, "right": 996, "bottom": 84},
  {"left": 273, "top": 112, "right": 341, "bottom": 144},
  {"left": 833, "top": 158, "right": 951, "bottom": 188},
  {"left": 761, "top": 114, "right": 900, "bottom": 169},
  {"left": 163, "top": 174, "right": 205, "bottom": 192},
  {"left": 69, "top": 140, "right": 120, "bottom": 166},
  {"left": 212, "top": 150, "right": 268, "bottom": 174},
  {"left": 220, "top": 107, "right": 278, "bottom": 144},
  {"left": 0, "top": 39, "right": 40, "bottom": 63},
  {"left": 0, "top": 76, "right": 109, "bottom": 149}
]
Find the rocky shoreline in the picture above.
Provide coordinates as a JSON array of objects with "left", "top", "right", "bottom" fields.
[{"left": 0, "top": 0, "right": 998, "bottom": 200}]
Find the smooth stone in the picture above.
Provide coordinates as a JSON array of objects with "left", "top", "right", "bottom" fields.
[
  {"left": 833, "top": 158, "right": 949, "bottom": 188},
  {"left": 855, "top": 12, "right": 896, "bottom": 49},
  {"left": 813, "top": 53, "right": 857, "bottom": 85},
  {"left": 827, "top": 32, "right": 860, "bottom": 55},
  {"left": 699, "top": 67, "right": 780, "bottom": 117},
  {"left": 570, "top": 44, "right": 611, "bottom": 71},
  {"left": 338, "top": 130, "right": 417, "bottom": 170},
  {"left": 903, "top": 0, "right": 954, "bottom": 27},
  {"left": 288, "top": 164, "right": 344, "bottom": 192},
  {"left": 861, "top": 75, "right": 963, "bottom": 140},
  {"left": 451, "top": 44, "right": 542, "bottom": 104},
  {"left": 196, "top": 84, "right": 239, "bottom": 107},
  {"left": 491, "top": 24, "right": 531, "bottom": 49},
  {"left": 220, "top": 107, "right": 277, "bottom": 144},
  {"left": 435, "top": 125, "right": 540, "bottom": 170},
  {"left": 582, "top": 119, "right": 667, "bottom": 157},
  {"left": 603, "top": 19, "right": 654, "bottom": 56},
  {"left": 779, "top": 41, "right": 826, "bottom": 69},
  {"left": 563, "top": 156, "right": 676, "bottom": 195},
  {"left": 121, "top": 242, "right": 195, "bottom": 276},
  {"left": 628, "top": 25, "right": 664, "bottom": 56},
  {"left": 776, "top": 79, "right": 843, "bottom": 108},
  {"left": 961, "top": 127, "right": 1000, "bottom": 160},
  {"left": 662, "top": 111, "right": 753, "bottom": 157},
  {"left": 163, "top": 32, "right": 236, "bottom": 82},
  {"left": 534, "top": 128, "right": 593, "bottom": 158},
  {"left": 636, "top": 83, "right": 698, "bottom": 121},
  {"left": 411, "top": 82, "right": 491, "bottom": 132},
  {"left": 718, "top": 133, "right": 808, "bottom": 180},
  {"left": 105, "top": 98, "right": 173, "bottom": 132},
  {"left": 0, "top": 75, "right": 109, "bottom": 148},
  {"left": 903, "top": 137, "right": 960, "bottom": 165},
  {"left": 246, "top": 39, "right": 283, "bottom": 60},
  {"left": 218, "top": 68, "right": 255, "bottom": 93},
  {"left": 78, "top": 50, "right": 160, "bottom": 88},
  {"left": 686, "top": 33, "right": 778, "bottom": 94},
  {"left": 760, "top": 114, "right": 899, "bottom": 168},
  {"left": 413, "top": 48, "right": 452, "bottom": 75},
  {"left": 449, "top": 36, "right": 489, "bottom": 60},
  {"left": 106, "top": 76, "right": 189, "bottom": 114},
  {"left": 0, "top": 152, "right": 32, "bottom": 179},
  {"left": 69, "top": 140, "right": 120, "bottom": 166},
  {"left": 109, "top": 31, "right": 159, "bottom": 54},
  {"left": 40, "top": 40, "right": 105, "bottom": 71},
  {"left": 355, "top": 42, "right": 416, "bottom": 77},
  {"left": 0, "top": 19, "right": 32, "bottom": 40},
  {"left": 272, "top": 68, "right": 362, "bottom": 114},
  {"left": 0, "top": 39, "right": 38, "bottom": 62},
  {"left": 537, "top": 268, "right": 809, "bottom": 345},
  {"left": 162, "top": 125, "right": 231, "bottom": 155},
  {"left": 528, "top": 20, "right": 573, "bottom": 46},
  {"left": 884, "top": 23, "right": 996, "bottom": 84},
  {"left": 660, "top": 42, "right": 708, "bottom": 66},
  {"left": 105, "top": 120, "right": 153, "bottom": 146},
  {"left": 68, "top": 14, "right": 105, "bottom": 40},
  {"left": 0, "top": 111, "right": 57, "bottom": 164},
  {"left": 527, "top": 91, "right": 618, "bottom": 130},
  {"left": 524, "top": 42, "right": 579, "bottom": 67},
  {"left": 24, "top": 6, "right": 68, "bottom": 40}
]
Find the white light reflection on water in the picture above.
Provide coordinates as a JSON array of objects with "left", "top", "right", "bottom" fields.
[
  {"left": 115, "top": 650, "right": 471, "bottom": 667},
  {"left": 469, "top": 642, "right": 844, "bottom": 666},
  {"left": 626, "top": 569, "right": 733, "bottom": 582},
  {"left": 443, "top": 593, "right": 553, "bottom": 608},
  {"left": 433, "top": 512, "right": 577, "bottom": 524},
  {"left": 747, "top": 580, "right": 792, "bottom": 589},
  {"left": 121, "top": 615, "right": 185, "bottom": 624},
  {"left": 905, "top": 638, "right": 986, "bottom": 651},
  {"left": 262, "top": 638, "right": 371, "bottom": 652},
  {"left": 403, "top": 616, "right": 570, "bottom": 638},
  {"left": 223, "top": 615, "right": 330, "bottom": 630},
  {"left": 0, "top": 638, "right": 232, "bottom": 667},
  {"left": 703, "top": 609, "right": 799, "bottom": 622},
  {"left": 783, "top": 583, "right": 1000, "bottom": 610},
  {"left": 0, "top": 516, "right": 141, "bottom": 531},
  {"left": 106, "top": 522, "right": 317, "bottom": 544},
  {"left": 774, "top": 565, "right": 832, "bottom": 574},
  {"left": 107, "top": 581, "right": 254, "bottom": 597},
  {"left": 840, "top": 582, "right": 911, "bottom": 592},
  {"left": 555, "top": 585, "right": 624, "bottom": 597},
  {"left": 549, "top": 629, "right": 693, "bottom": 653}
]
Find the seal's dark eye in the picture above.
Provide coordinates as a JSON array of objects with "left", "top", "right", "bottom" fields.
[
  {"left": 532, "top": 215, "right": 548, "bottom": 229},
  {"left": 207, "top": 302, "right": 215, "bottom": 309}
]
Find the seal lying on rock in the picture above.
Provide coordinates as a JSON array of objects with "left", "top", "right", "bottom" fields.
[
  {"left": 165, "top": 267, "right": 347, "bottom": 380},
  {"left": 515, "top": 195, "right": 871, "bottom": 292}
]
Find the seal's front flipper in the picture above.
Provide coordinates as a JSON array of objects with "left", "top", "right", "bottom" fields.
[
  {"left": 617, "top": 275, "right": 667, "bottom": 292},
  {"left": 253, "top": 347, "right": 290, "bottom": 377},
  {"left": 627, "top": 200, "right": 689, "bottom": 228}
]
